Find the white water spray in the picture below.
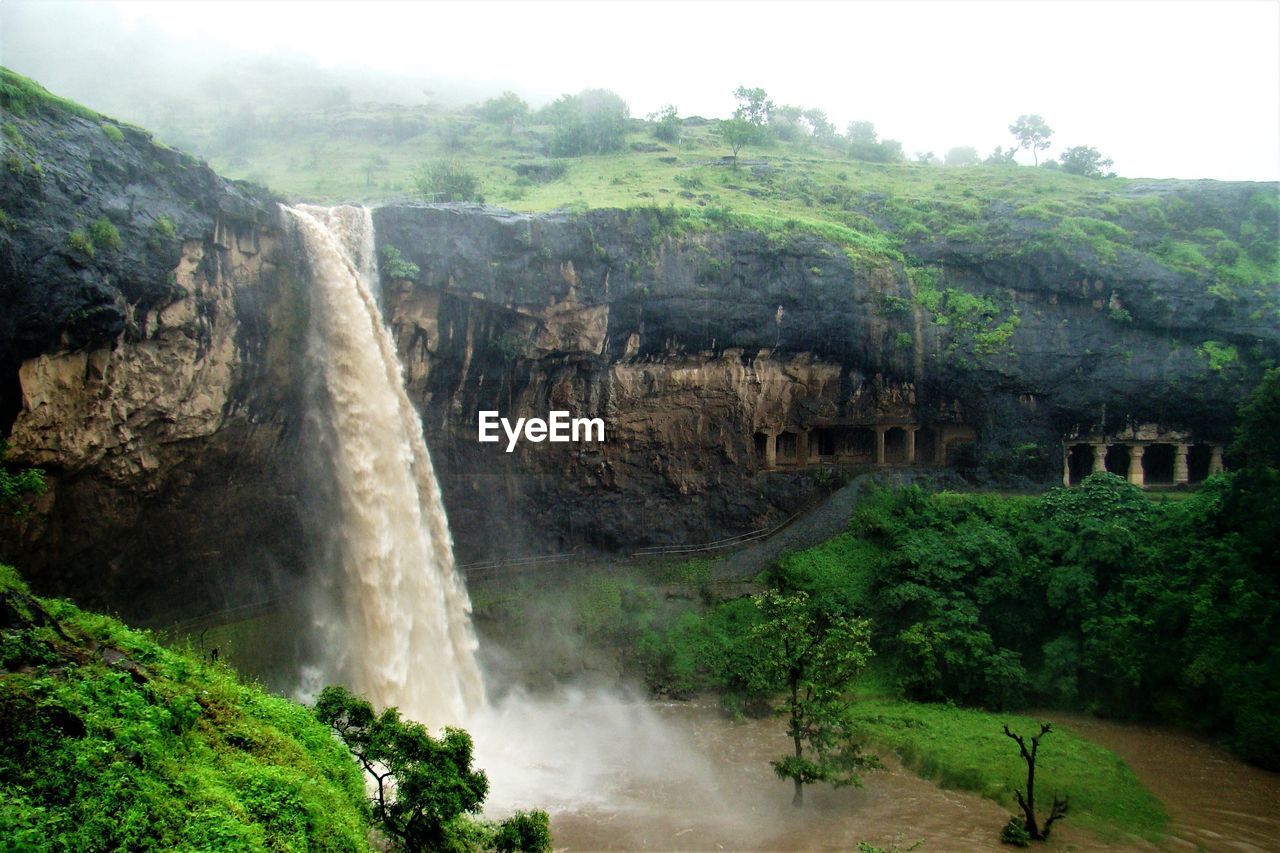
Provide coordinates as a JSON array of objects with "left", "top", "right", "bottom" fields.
[{"left": 285, "top": 203, "right": 485, "bottom": 727}]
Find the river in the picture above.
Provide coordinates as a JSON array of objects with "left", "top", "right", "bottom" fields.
[{"left": 475, "top": 700, "right": 1280, "bottom": 852}]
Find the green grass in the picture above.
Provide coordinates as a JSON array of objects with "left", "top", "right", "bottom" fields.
[
  {"left": 848, "top": 698, "right": 1168, "bottom": 842},
  {"left": 0, "top": 565, "right": 371, "bottom": 850}
]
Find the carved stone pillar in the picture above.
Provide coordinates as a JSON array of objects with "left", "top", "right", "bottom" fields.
[
  {"left": 797, "top": 430, "right": 809, "bottom": 467},
  {"left": 765, "top": 433, "right": 776, "bottom": 469},
  {"left": 1128, "top": 444, "right": 1145, "bottom": 487},
  {"left": 906, "top": 427, "right": 917, "bottom": 464},
  {"left": 1173, "top": 444, "right": 1189, "bottom": 485},
  {"left": 1092, "top": 443, "right": 1108, "bottom": 474},
  {"left": 934, "top": 428, "right": 946, "bottom": 465},
  {"left": 1209, "top": 445, "right": 1225, "bottom": 475},
  {"left": 874, "top": 427, "right": 886, "bottom": 466},
  {"left": 1063, "top": 445, "right": 1071, "bottom": 487}
]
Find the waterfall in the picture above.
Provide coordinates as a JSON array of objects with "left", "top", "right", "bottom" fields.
[{"left": 284, "top": 203, "right": 485, "bottom": 727}]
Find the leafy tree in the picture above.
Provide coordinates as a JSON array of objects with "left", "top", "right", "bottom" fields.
[
  {"left": 945, "top": 146, "right": 981, "bottom": 166},
  {"left": 478, "top": 91, "right": 529, "bottom": 134},
  {"left": 845, "top": 120, "right": 877, "bottom": 144},
  {"left": 315, "top": 685, "right": 489, "bottom": 851},
  {"left": 733, "top": 85, "right": 773, "bottom": 127},
  {"left": 751, "top": 590, "right": 878, "bottom": 807},
  {"left": 1059, "top": 145, "right": 1113, "bottom": 178},
  {"left": 845, "top": 121, "right": 903, "bottom": 163},
  {"left": 414, "top": 160, "right": 483, "bottom": 203},
  {"left": 985, "top": 145, "right": 1018, "bottom": 165},
  {"left": 0, "top": 441, "right": 45, "bottom": 516},
  {"left": 544, "top": 89, "right": 630, "bottom": 156},
  {"left": 1229, "top": 367, "right": 1280, "bottom": 469},
  {"left": 716, "top": 117, "right": 759, "bottom": 169},
  {"left": 1008, "top": 114, "right": 1053, "bottom": 165},
  {"left": 648, "top": 104, "right": 681, "bottom": 143},
  {"left": 802, "top": 108, "right": 838, "bottom": 143},
  {"left": 363, "top": 153, "right": 389, "bottom": 187},
  {"left": 492, "top": 810, "right": 552, "bottom": 853},
  {"left": 1002, "top": 723, "right": 1068, "bottom": 841}
]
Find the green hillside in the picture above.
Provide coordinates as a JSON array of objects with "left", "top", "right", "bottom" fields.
[{"left": 0, "top": 564, "right": 371, "bottom": 851}]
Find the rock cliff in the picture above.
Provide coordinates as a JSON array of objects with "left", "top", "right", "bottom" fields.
[{"left": 1, "top": 72, "right": 1276, "bottom": 617}]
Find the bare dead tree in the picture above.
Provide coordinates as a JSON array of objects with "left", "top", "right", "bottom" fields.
[{"left": 1003, "top": 723, "right": 1069, "bottom": 841}]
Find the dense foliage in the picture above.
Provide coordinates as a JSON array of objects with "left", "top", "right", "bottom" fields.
[
  {"left": 0, "top": 565, "right": 371, "bottom": 850},
  {"left": 315, "top": 685, "right": 551, "bottom": 853}
]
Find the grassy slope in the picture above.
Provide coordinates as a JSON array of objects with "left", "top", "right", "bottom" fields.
[
  {"left": 0, "top": 564, "right": 370, "bottom": 851},
  {"left": 196, "top": 98, "right": 1278, "bottom": 319},
  {"left": 771, "top": 516, "right": 1168, "bottom": 841}
]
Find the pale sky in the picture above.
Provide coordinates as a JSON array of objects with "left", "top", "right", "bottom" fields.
[{"left": 3, "top": 0, "right": 1278, "bottom": 180}]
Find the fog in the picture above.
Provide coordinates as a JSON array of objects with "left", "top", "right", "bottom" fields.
[{"left": 2, "top": 0, "right": 1277, "bottom": 180}]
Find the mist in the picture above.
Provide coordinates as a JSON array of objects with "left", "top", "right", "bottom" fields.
[{"left": 2, "top": 0, "right": 1277, "bottom": 179}]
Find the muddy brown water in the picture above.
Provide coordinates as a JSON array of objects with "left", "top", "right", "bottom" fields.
[{"left": 476, "top": 700, "right": 1280, "bottom": 852}]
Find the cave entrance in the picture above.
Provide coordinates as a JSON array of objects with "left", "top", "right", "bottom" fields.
[
  {"left": 1105, "top": 444, "right": 1130, "bottom": 478},
  {"left": 813, "top": 428, "right": 837, "bottom": 459},
  {"left": 1144, "top": 443, "right": 1175, "bottom": 485},
  {"left": 847, "top": 427, "right": 876, "bottom": 463},
  {"left": 1188, "top": 444, "right": 1212, "bottom": 483},
  {"left": 1067, "top": 444, "right": 1094, "bottom": 485},
  {"left": 777, "top": 432, "right": 798, "bottom": 464},
  {"left": 917, "top": 428, "right": 938, "bottom": 466},
  {"left": 753, "top": 432, "right": 769, "bottom": 460},
  {"left": 884, "top": 427, "right": 909, "bottom": 464}
]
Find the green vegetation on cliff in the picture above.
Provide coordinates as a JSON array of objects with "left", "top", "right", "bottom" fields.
[{"left": 0, "top": 565, "right": 370, "bottom": 850}]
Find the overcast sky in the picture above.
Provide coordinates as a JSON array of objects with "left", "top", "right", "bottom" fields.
[{"left": 2, "top": 0, "right": 1278, "bottom": 180}]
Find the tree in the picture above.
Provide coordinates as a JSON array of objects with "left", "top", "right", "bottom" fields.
[
  {"left": 802, "top": 108, "right": 838, "bottom": 143},
  {"left": 845, "top": 121, "right": 903, "bottom": 163},
  {"left": 1231, "top": 367, "right": 1280, "bottom": 469},
  {"left": 1059, "top": 145, "right": 1114, "bottom": 178},
  {"left": 717, "top": 117, "right": 759, "bottom": 169},
  {"left": 1008, "top": 115, "right": 1053, "bottom": 165},
  {"left": 945, "top": 146, "right": 980, "bottom": 166},
  {"left": 478, "top": 91, "right": 529, "bottom": 135},
  {"left": 414, "top": 160, "right": 483, "bottom": 203},
  {"left": 648, "top": 104, "right": 681, "bottom": 143},
  {"left": 544, "top": 89, "right": 630, "bottom": 156},
  {"left": 733, "top": 85, "right": 773, "bottom": 126},
  {"left": 0, "top": 441, "right": 45, "bottom": 516},
  {"left": 985, "top": 145, "right": 1018, "bottom": 166},
  {"left": 362, "top": 153, "right": 389, "bottom": 187},
  {"left": 1002, "top": 723, "right": 1069, "bottom": 842},
  {"left": 316, "top": 685, "right": 488, "bottom": 850},
  {"left": 751, "top": 590, "right": 878, "bottom": 807},
  {"left": 315, "top": 686, "right": 550, "bottom": 852}
]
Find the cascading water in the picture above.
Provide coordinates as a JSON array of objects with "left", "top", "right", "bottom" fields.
[{"left": 284, "top": 203, "right": 485, "bottom": 727}]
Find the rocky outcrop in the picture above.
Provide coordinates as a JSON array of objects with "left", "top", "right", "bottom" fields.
[
  {"left": 372, "top": 202, "right": 1276, "bottom": 560},
  {"left": 1, "top": 76, "right": 1276, "bottom": 615},
  {"left": 0, "top": 84, "right": 313, "bottom": 621}
]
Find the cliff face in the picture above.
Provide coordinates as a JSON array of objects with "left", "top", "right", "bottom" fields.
[
  {"left": 371, "top": 201, "right": 1276, "bottom": 560},
  {"left": 0, "top": 82, "right": 314, "bottom": 620},
  {"left": 1, "top": 76, "right": 1276, "bottom": 616}
]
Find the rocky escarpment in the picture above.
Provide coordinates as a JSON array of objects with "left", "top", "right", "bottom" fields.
[
  {"left": 0, "top": 74, "right": 314, "bottom": 622},
  {"left": 372, "top": 200, "right": 1277, "bottom": 559},
  {"left": 1, "top": 70, "right": 1276, "bottom": 618}
]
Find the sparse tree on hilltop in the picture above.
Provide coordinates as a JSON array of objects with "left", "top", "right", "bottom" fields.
[
  {"left": 478, "top": 91, "right": 529, "bottom": 134},
  {"left": 945, "top": 146, "right": 981, "bottom": 166},
  {"left": 733, "top": 85, "right": 773, "bottom": 127},
  {"left": 1009, "top": 114, "right": 1054, "bottom": 165},
  {"left": 1059, "top": 145, "right": 1114, "bottom": 178}
]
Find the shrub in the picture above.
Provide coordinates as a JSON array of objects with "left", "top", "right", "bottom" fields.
[
  {"left": 66, "top": 228, "right": 95, "bottom": 257},
  {"left": 100, "top": 123, "right": 125, "bottom": 143},
  {"left": 379, "top": 245, "right": 421, "bottom": 280},
  {"left": 414, "top": 160, "right": 483, "bottom": 203},
  {"left": 89, "top": 216, "right": 122, "bottom": 252}
]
